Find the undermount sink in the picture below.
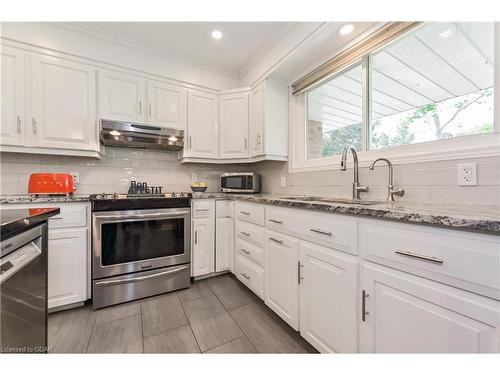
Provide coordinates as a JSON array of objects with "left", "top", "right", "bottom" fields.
[{"left": 279, "top": 196, "right": 383, "bottom": 206}]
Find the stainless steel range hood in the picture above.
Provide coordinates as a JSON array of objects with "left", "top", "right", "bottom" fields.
[{"left": 100, "top": 119, "right": 184, "bottom": 151}]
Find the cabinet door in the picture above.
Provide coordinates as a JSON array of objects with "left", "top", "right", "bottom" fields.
[
  {"left": 359, "top": 263, "right": 500, "bottom": 353},
  {"left": 219, "top": 92, "right": 249, "bottom": 159},
  {"left": 299, "top": 241, "right": 358, "bottom": 353},
  {"left": 30, "top": 55, "right": 97, "bottom": 151},
  {"left": 216, "top": 216, "right": 234, "bottom": 272},
  {"left": 1, "top": 46, "right": 25, "bottom": 146},
  {"left": 192, "top": 217, "right": 214, "bottom": 277},
  {"left": 186, "top": 89, "right": 218, "bottom": 158},
  {"left": 48, "top": 228, "right": 87, "bottom": 309},
  {"left": 249, "top": 83, "right": 264, "bottom": 157},
  {"left": 146, "top": 81, "right": 187, "bottom": 129},
  {"left": 98, "top": 69, "right": 146, "bottom": 122},
  {"left": 265, "top": 230, "right": 299, "bottom": 330}
]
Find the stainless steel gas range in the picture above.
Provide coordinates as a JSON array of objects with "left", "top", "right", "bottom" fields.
[{"left": 90, "top": 191, "right": 191, "bottom": 309}]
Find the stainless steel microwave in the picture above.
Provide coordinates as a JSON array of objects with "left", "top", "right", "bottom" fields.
[{"left": 220, "top": 173, "right": 260, "bottom": 193}]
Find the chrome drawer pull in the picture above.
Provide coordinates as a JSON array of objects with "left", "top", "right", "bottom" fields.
[
  {"left": 269, "top": 219, "right": 283, "bottom": 224},
  {"left": 310, "top": 228, "right": 332, "bottom": 236},
  {"left": 240, "top": 210, "right": 250, "bottom": 215},
  {"left": 298, "top": 261, "right": 303, "bottom": 284},
  {"left": 269, "top": 237, "right": 283, "bottom": 244},
  {"left": 241, "top": 248, "right": 250, "bottom": 254},
  {"left": 361, "top": 290, "right": 369, "bottom": 321},
  {"left": 49, "top": 217, "right": 63, "bottom": 220},
  {"left": 240, "top": 272, "right": 250, "bottom": 280},
  {"left": 395, "top": 250, "right": 443, "bottom": 264},
  {"left": 240, "top": 231, "right": 250, "bottom": 236},
  {"left": 196, "top": 208, "right": 210, "bottom": 212}
]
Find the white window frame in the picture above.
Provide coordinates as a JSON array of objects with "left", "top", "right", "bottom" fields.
[{"left": 289, "top": 22, "right": 500, "bottom": 173}]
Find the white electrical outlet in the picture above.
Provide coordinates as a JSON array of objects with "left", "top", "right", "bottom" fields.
[
  {"left": 70, "top": 172, "right": 80, "bottom": 184},
  {"left": 457, "top": 163, "right": 477, "bottom": 186},
  {"left": 280, "top": 176, "right": 287, "bottom": 188}
]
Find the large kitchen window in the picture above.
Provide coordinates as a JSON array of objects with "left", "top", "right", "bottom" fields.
[{"left": 300, "top": 22, "right": 496, "bottom": 164}]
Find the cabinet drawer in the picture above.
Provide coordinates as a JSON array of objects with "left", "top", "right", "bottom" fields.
[
  {"left": 359, "top": 220, "right": 500, "bottom": 300},
  {"left": 235, "top": 201, "right": 265, "bottom": 226},
  {"left": 216, "top": 200, "right": 233, "bottom": 218},
  {"left": 192, "top": 199, "right": 214, "bottom": 218},
  {"left": 266, "top": 206, "right": 358, "bottom": 255},
  {"left": 235, "top": 237, "right": 264, "bottom": 267},
  {"left": 48, "top": 204, "right": 87, "bottom": 229},
  {"left": 235, "top": 254, "right": 264, "bottom": 299},
  {"left": 236, "top": 220, "right": 265, "bottom": 248}
]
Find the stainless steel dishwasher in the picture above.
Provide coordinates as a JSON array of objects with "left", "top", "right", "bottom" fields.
[{"left": 0, "top": 223, "right": 48, "bottom": 353}]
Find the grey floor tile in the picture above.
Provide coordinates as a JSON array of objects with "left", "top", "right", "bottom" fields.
[
  {"left": 95, "top": 301, "right": 141, "bottom": 326},
  {"left": 144, "top": 325, "right": 200, "bottom": 353},
  {"left": 183, "top": 294, "right": 243, "bottom": 352},
  {"left": 141, "top": 292, "right": 188, "bottom": 337},
  {"left": 48, "top": 305, "right": 97, "bottom": 353},
  {"left": 230, "top": 302, "right": 316, "bottom": 353},
  {"left": 87, "top": 315, "right": 143, "bottom": 353},
  {"left": 206, "top": 274, "right": 259, "bottom": 310},
  {"left": 178, "top": 281, "right": 213, "bottom": 304},
  {"left": 205, "top": 336, "right": 257, "bottom": 353}
]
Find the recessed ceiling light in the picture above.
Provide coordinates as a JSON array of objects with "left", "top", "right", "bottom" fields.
[
  {"left": 109, "top": 130, "right": 121, "bottom": 136},
  {"left": 211, "top": 30, "right": 223, "bottom": 40},
  {"left": 439, "top": 28, "right": 453, "bottom": 38},
  {"left": 339, "top": 24, "right": 355, "bottom": 36}
]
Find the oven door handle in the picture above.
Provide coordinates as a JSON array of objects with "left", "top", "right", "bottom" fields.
[
  {"left": 94, "top": 212, "right": 187, "bottom": 221},
  {"left": 93, "top": 265, "right": 189, "bottom": 287}
]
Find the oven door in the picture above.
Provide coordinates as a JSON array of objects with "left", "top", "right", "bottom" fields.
[{"left": 92, "top": 208, "right": 190, "bottom": 279}]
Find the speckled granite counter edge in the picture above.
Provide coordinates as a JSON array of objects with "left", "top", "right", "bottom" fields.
[
  {"left": 0, "top": 195, "right": 90, "bottom": 204},
  {"left": 195, "top": 193, "right": 500, "bottom": 235}
]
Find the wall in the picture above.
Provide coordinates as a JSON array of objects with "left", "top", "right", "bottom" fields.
[
  {"left": 0, "top": 149, "right": 250, "bottom": 195},
  {"left": 254, "top": 156, "right": 500, "bottom": 206}
]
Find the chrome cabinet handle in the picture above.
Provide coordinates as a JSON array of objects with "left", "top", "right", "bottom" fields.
[
  {"left": 49, "top": 217, "right": 63, "bottom": 220},
  {"left": 241, "top": 248, "right": 250, "bottom": 254},
  {"left": 395, "top": 250, "right": 443, "bottom": 264},
  {"left": 139, "top": 100, "right": 142, "bottom": 115},
  {"left": 244, "top": 137, "right": 247, "bottom": 150},
  {"left": 17, "top": 116, "right": 21, "bottom": 134},
  {"left": 269, "top": 219, "right": 282, "bottom": 224},
  {"left": 94, "top": 265, "right": 189, "bottom": 286},
  {"left": 269, "top": 237, "right": 283, "bottom": 244},
  {"left": 240, "top": 231, "right": 250, "bottom": 237},
  {"left": 148, "top": 102, "right": 152, "bottom": 116},
  {"left": 298, "top": 261, "right": 303, "bottom": 284},
  {"left": 32, "top": 118, "right": 37, "bottom": 135},
  {"left": 257, "top": 133, "right": 261, "bottom": 145},
  {"left": 240, "top": 272, "right": 250, "bottom": 280},
  {"left": 361, "top": 290, "right": 369, "bottom": 321},
  {"left": 194, "top": 230, "right": 198, "bottom": 245},
  {"left": 310, "top": 228, "right": 332, "bottom": 236},
  {"left": 189, "top": 136, "right": 192, "bottom": 149},
  {"left": 196, "top": 208, "right": 210, "bottom": 212},
  {"left": 239, "top": 210, "right": 250, "bottom": 215}
]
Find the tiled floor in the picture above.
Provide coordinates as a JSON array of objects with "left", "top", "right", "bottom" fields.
[{"left": 48, "top": 273, "right": 317, "bottom": 353}]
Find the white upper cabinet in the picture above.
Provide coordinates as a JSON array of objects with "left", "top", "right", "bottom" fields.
[
  {"left": 29, "top": 54, "right": 97, "bottom": 151},
  {"left": 1, "top": 46, "right": 25, "bottom": 146},
  {"left": 219, "top": 91, "right": 249, "bottom": 159},
  {"left": 98, "top": 69, "right": 146, "bottom": 123},
  {"left": 248, "top": 83, "right": 264, "bottom": 157},
  {"left": 248, "top": 78, "right": 288, "bottom": 160},
  {"left": 185, "top": 89, "right": 219, "bottom": 158},
  {"left": 146, "top": 80, "right": 187, "bottom": 129},
  {"left": 359, "top": 263, "right": 500, "bottom": 353}
]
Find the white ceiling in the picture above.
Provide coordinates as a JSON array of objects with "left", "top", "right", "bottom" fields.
[{"left": 71, "top": 22, "right": 299, "bottom": 78}]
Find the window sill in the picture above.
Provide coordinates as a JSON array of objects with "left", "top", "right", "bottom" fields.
[{"left": 289, "top": 132, "right": 500, "bottom": 173}]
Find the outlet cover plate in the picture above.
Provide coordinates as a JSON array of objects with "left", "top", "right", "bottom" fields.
[
  {"left": 457, "top": 163, "right": 477, "bottom": 186},
  {"left": 70, "top": 172, "right": 80, "bottom": 184}
]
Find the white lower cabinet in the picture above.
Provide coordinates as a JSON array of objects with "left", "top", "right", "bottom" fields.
[
  {"left": 215, "top": 200, "right": 234, "bottom": 273},
  {"left": 299, "top": 241, "right": 359, "bottom": 353},
  {"left": 192, "top": 216, "right": 214, "bottom": 277},
  {"left": 48, "top": 228, "right": 87, "bottom": 309},
  {"left": 359, "top": 262, "right": 500, "bottom": 353},
  {"left": 265, "top": 230, "right": 300, "bottom": 330}
]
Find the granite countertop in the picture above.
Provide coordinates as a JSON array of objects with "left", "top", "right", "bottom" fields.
[
  {"left": 0, "top": 207, "right": 61, "bottom": 239},
  {"left": 0, "top": 194, "right": 90, "bottom": 204},
  {"left": 195, "top": 193, "right": 500, "bottom": 235}
]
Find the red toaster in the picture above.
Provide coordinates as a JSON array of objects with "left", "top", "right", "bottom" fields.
[{"left": 28, "top": 173, "right": 74, "bottom": 195}]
